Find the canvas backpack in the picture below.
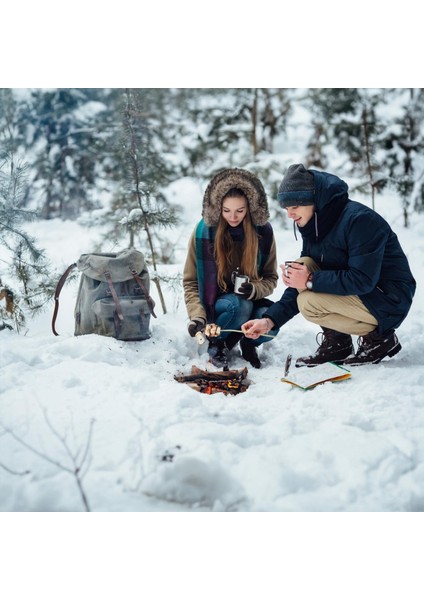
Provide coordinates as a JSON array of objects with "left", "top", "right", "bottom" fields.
[{"left": 52, "top": 249, "right": 156, "bottom": 341}]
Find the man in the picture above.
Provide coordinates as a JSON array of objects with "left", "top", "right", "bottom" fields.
[{"left": 241, "top": 164, "right": 416, "bottom": 366}]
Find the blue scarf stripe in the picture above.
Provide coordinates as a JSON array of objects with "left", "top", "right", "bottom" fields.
[{"left": 195, "top": 220, "right": 218, "bottom": 319}]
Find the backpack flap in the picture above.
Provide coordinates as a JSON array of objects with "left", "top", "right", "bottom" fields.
[{"left": 77, "top": 249, "right": 145, "bottom": 282}]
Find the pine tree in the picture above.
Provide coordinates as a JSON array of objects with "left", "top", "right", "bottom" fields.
[
  {"left": 384, "top": 88, "right": 424, "bottom": 226},
  {"left": 306, "top": 88, "right": 363, "bottom": 167},
  {"left": 0, "top": 89, "right": 24, "bottom": 159},
  {"left": 172, "top": 89, "right": 291, "bottom": 176},
  {"left": 104, "top": 89, "right": 180, "bottom": 315},
  {"left": 19, "top": 88, "right": 108, "bottom": 219},
  {"left": 305, "top": 88, "right": 388, "bottom": 208},
  {"left": 0, "top": 151, "right": 53, "bottom": 331}
]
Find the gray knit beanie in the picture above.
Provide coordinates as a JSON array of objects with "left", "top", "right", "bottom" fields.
[{"left": 277, "top": 164, "right": 315, "bottom": 207}]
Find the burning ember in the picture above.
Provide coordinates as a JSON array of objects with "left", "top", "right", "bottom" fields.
[{"left": 174, "top": 365, "right": 249, "bottom": 396}]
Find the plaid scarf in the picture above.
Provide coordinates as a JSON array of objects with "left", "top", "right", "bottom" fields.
[{"left": 195, "top": 219, "right": 273, "bottom": 320}]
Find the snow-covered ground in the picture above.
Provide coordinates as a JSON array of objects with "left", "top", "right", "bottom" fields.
[{"left": 1, "top": 177, "right": 423, "bottom": 514}]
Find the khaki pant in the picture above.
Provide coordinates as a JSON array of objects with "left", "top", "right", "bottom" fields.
[{"left": 295, "top": 257, "right": 378, "bottom": 336}]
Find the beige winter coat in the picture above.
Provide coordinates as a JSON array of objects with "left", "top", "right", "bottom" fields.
[{"left": 183, "top": 226, "right": 278, "bottom": 322}]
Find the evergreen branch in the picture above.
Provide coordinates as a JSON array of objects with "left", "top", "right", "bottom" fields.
[{"left": 0, "top": 223, "right": 43, "bottom": 261}]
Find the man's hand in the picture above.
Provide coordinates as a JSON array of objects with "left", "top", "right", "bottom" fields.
[
  {"left": 281, "top": 262, "right": 310, "bottom": 289},
  {"left": 187, "top": 318, "right": 206, "bottom": 337},
  {"left": 241, "top": 318, "right": 270, "bottom": 340},
  {"left": 237, "top": 281, "right": 255, "bottom": 298}
]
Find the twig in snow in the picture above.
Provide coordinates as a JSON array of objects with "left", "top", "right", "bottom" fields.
[
  {"left": 0, "top": 462, "right": 31, "bottom": 476},
  {"left": 0, "top": 416, "right": 95, "bottom": 512}
]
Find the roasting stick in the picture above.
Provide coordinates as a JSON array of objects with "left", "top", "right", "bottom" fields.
[
  {"left": 205, "top": 323, "right": 275, "bottom": 338},
  {"left": 219, "top": 328, "right": 276, "bottom": 339},
  {"left": 195, "top": 324, "right": 276, "bottom": 345}
]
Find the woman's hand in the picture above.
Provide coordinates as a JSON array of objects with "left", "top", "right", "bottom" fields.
[
  {"left": 281, "top": 262, "right": 310, "bottom": 289},
  {"left": 187, "top": 318, "right": 206, "bottom": 337}
]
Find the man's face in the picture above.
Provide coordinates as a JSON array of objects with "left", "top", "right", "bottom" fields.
[{"left": 285, "top": 204, "right": 315, "bottom": 227}]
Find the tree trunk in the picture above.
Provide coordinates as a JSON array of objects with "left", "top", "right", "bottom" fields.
[
  {"left": 251, "top": 89, "right": 259, "bottom": 157},
  {"left": 362, "top": 106, "right": 375, "bottom": 211}
]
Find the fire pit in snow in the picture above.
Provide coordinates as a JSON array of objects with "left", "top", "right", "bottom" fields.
[{"left": 174, "top": 365, "right": 249, "bottom": 395}]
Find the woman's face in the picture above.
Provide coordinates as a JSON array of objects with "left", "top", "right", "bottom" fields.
[
  {"left": 221, "top": 196, "right": 248, "bottom": 227},
  {"left": 285, "top": 204, "right": 315, "bottom": 227}
]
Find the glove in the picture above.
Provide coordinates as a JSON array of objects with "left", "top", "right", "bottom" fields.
[
  {"left": 237, "top": 281, "right": 255, "bottom": 299},
  {"left": 188, "top": 318, "right": 206, "bottom": 337}
]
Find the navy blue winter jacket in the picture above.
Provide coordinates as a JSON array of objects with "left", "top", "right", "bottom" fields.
[{"left": 265, "top": 169, "right": 416, "bottom": 335}]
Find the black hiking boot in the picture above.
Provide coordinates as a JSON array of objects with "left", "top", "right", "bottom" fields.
[
  {"left": 240, "top": 337, "right": 261, "bottom": 369},
  {"left": 295, "top": 328, "right": 354, "bottom": 367},
  {"left": 207, "top": 332, "right": 243, "bottom": 369},
  {"left": 343, "top": 330, "right": 401, "bottom": 366},
  {"left": 208, "top": 339, "right": 229, "bottom": 369},
  {"left": 224, "top": 331, "right": 243, "bottom": 351}
]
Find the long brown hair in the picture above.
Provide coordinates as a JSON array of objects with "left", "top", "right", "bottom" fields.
[{"left": 214, "top": 188, "right": 259, "bottom": 291}]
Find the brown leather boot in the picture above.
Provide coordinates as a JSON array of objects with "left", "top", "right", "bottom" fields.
[
  {"left": 343, "top": 330, "right": 401, "bottom": 366},
  {"left": 295, "top": 328, "right": 354, "bottom": 367}
]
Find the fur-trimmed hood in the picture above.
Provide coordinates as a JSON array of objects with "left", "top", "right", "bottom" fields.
[{"left": 202, "top": 168, "right": 270, "bottom": 226}]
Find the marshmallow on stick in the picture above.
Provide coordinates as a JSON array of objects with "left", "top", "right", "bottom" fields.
[{"left": 204, "top": 323, "right": 221, "bottom": 337}]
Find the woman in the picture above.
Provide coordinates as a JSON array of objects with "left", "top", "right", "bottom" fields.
[{"left": 183, "top": 168, "right": 279, "bottom": 368}]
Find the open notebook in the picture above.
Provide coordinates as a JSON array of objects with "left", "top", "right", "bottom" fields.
[{"left": 281, "top": 361, "right": 351, "bottom": 390}]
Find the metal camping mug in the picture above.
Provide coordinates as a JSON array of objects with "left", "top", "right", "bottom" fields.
[
  {"left": 231, "top": 271, "right": 249, "bottom": 294},
  {"left": 284, "top": 261, "right": 301, "bottom": 276}
]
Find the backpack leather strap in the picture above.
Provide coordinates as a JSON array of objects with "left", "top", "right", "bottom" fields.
[
  {"left": 131, "top": 269, "right": 157, "bottom": 318},
  {"left": 104, "top": 271, "right": 124, "bottom": 320},
  {"left": 52, "top": 263, "right": 77, "bottom": 336}
]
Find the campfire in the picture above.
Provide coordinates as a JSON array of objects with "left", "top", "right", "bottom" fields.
[{"left": 174, "top": 365, "right": 249, "bottom": 396}]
